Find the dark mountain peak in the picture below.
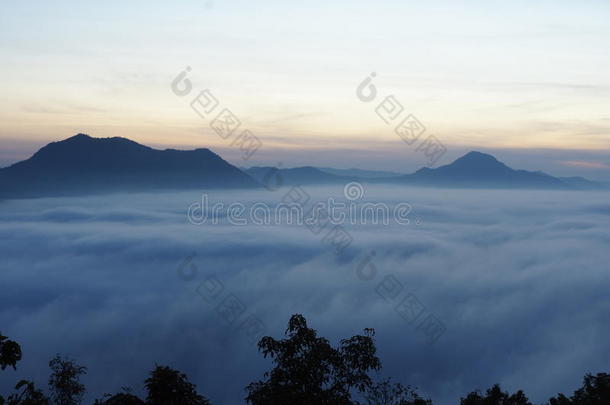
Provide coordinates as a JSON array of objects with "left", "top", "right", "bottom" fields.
[
  {"left": 26, "top": 134, "right": 150, "bottom": 167},
  {"left": 68, "top": 133, "right": 93, "bottom": 140},
  {"left": 461, "top": 150, "right": 494, "bottom": 159},
  {"left": 40, "top": 133, "right": 149, "bottom": 154},
  {"left": 0, "top": 134, "right": 259, "bottom": 198},
  {"left": 450, "top": 151, "right": 506, "bottom": 169},
  {"left": 165, "top": 147, "right": 217, "bottom": 158},
  {"left": 412, "top": 151, "right": 509, "bottom": 177},
  {"left": 193, "top": 147, "right": 214, "bottom": 153},
  {"left": 62, "top": 133, "right": 134, "bottom": 145},
  {"left": 46, "top": 132, "right": 95, "bottom": 148},
  {"left": 402, "top": 150, "right": 573, "bottom": 189}
]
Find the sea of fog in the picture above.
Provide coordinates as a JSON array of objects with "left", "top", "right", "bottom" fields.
[{"left": 1, "top": 185, "right": 609, "bottom": 405}]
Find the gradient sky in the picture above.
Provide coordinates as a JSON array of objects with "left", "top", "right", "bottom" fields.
[{"left": 1, "top": 0, "right": 610, "bottom": 178}]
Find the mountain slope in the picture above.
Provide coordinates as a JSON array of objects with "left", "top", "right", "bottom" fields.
[
  {"left": 557, "top": 176, "right": 606, "bottom": 190},
  {"left": 245, "top": 166, "right": 356, "bottom": 185},
  {"left": 316, "top": 167, "right": 404, "bottom": 179},
  {"left": 0, "top": 134, "right": 259, "bottom": 198},
  {"left": 383, "top": 151, "right": 572, "bottom": 189},
  {"left": 1, "top": 137, "right": 604, "bottom": 197}
]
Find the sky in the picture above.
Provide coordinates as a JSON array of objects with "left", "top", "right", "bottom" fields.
[{"left": 1, "top": 0, "right": 610, "bottom": 178}]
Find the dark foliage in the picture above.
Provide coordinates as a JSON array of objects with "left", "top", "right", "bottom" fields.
[
  {"left": 245, "top": 314, "right": 382, "bottom": 405},
  {"left": 0, "top": 334, "right": 22, "bottom": 371},
  {"left": 3, "top": 381, "right": 50, "bottom": 405},
  {"left": 48, "top": 356, "right": 87, "bottom": 405},
  {"left": 144, "top": 365, "right": 211, "bottom": 405},
  {"left": 548, "top": 373, "right": 610, "bottom": 405},
  {"left": 2, "top": 316, "right": 610, "bottom": 405},
  {"left": 93, "top": 392, "right": 144, "bottom": 405},
  {"left": 460, "top": 384, "right": 531, "bottom": 405},
  {"left": 364, "top": 378, "right": 432, "bottom": 405}
]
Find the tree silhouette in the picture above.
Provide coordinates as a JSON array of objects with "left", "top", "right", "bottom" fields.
[
  {"left": 3, "top": 321, "right": 610, "bottom": 405},
  {"left": 4, "top": 381, "right": 50, "bottom": 405},
  {"left": 460, "top": 384, "right": 531, "bottom": 405},
  {"left": 48, "top": 356, "right": 87, "bottom": 405},
  {"left": 548, "top": 394, "right": 572, "bottom": 405},
  {"left": 94, "top": 391, "right": 144, "bottom": 405},
  {"left": 245, "top": 314, "right": 382, "bottom": 405},
  {"left": 364, "top": 378, "right": 432, "bottom": 405},
  {"left": 144, "top": 365, "right": 211, "bottom": 405},
  {"left": 548, "top": 373, "right": 610, "bottom": 405},
  {"left": 0, "top": 334, "right": 22, "bottom": 371}
]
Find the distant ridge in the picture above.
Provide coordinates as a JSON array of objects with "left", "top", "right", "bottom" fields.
[
  {"left": 1, "top": 136, "right": 606, "bottom": 199},
  {"left": 245, "top": 166, "right": 357, "bottom": 185},
  {"left": 317, "top": 167, "right": 404, "bottom": 179},
  {"left": 248, "top": 151, "right": 606, "bottom": 190},
  {"left": 379, "top": 151, "right": 601, "bottom": 189},
  {"left": 0, "top": 133, "right": 259, "bottom": 198},
  {"left": 556, "top": 176, "right": 604, "bottom": 190}
]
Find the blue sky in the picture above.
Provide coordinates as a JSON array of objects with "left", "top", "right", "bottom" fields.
[{"left": 1, "top": 0, "right": 610, "bottom": 178}]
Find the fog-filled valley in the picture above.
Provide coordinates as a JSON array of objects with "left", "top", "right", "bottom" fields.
[{"left": 1, "top": 185, "right": 609, "bottom": 405}]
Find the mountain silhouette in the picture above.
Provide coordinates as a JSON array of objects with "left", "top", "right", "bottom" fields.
[
  {"left": 245, "top": 166, "right": 356, "bottom": 185},
  {"left": 0, "top": 134, "right": 259, "bottom": 198},
  {"left": 248, "top": 152, "right": 605, "bottom": 190},
  {"left": 316, "top": 167, "right": 404, "bottom": 179},
  {"left": 1, "top": 137, "right": 605, "bottom": 198},
  {"left": 556, "top": 176, "right": 604, "bottom": 190},
  {"left": 389, "top": 151, "right": 577, "bottom": 189}
]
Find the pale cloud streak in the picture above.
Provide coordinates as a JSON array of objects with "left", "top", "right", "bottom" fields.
[
  {"left": 560, "top": 160, "right": 610, "bottom": 170},
  {"left": 0, "top": 0, "right": 609, "bottom": 168}
]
